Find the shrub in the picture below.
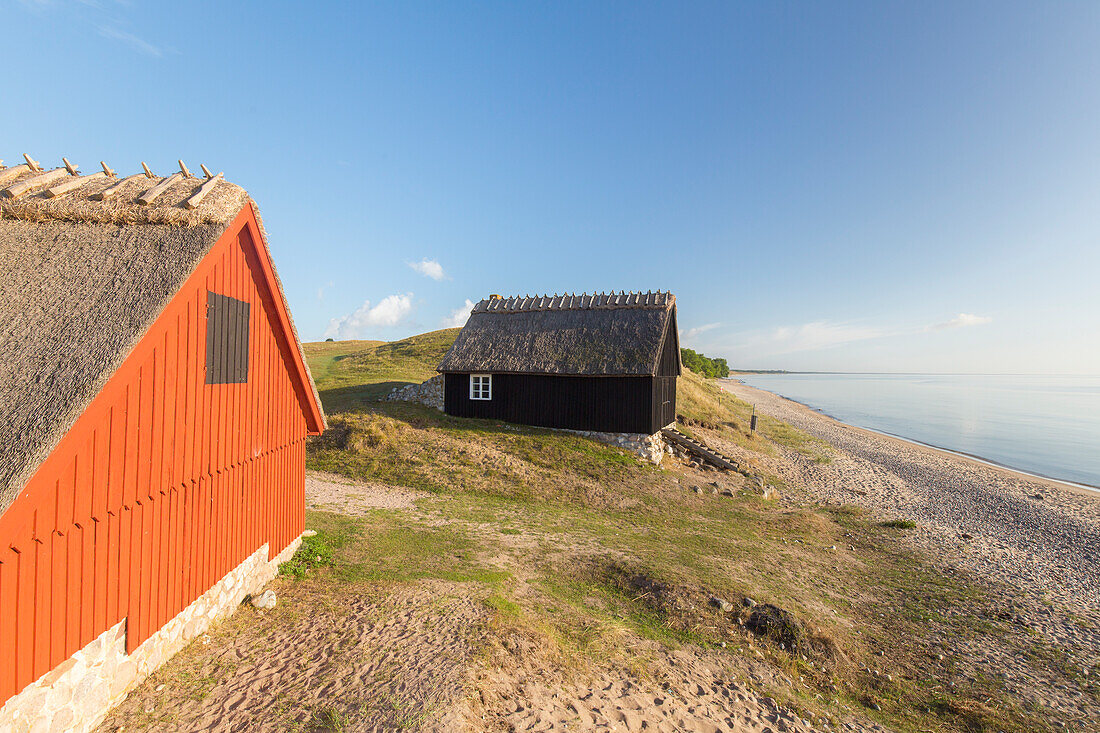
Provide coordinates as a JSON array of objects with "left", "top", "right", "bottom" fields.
[
  {"left": 881, "top": 519, "right": 917, "bottom": 530},
  {"left": 279, "top": 533, "right": 336, "bottom": 578}
]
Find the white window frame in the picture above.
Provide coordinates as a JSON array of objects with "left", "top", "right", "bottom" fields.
[{"left": 470, "top": 373, "right": 492, "bottom": 400}]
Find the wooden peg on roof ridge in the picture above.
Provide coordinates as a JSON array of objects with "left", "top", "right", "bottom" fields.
[
  {"left": 178, "top": 160, "right": 192, "bottom": 178},
  {"left": 200, "top": 164, "right": 214, "bottom": 179},
  {"left": 141, "top": 162, "right": 155, "bottom": 179},
  {"left": 23, "top": 154, "right": 41, "bottom": 172},
  {"left": 100, "top": 162, "right": 115, "bottom": 177},
  {"left": 62, "top": 158, "right": 79, "bottom": 175}
]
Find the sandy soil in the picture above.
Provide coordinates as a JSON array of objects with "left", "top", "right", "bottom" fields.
[
  {"left": 306, "top": 470, "right": 427, "bottom": 514},
  {"left": 100, "top": 579, "right": 487, "bottom": 732},
  {"left": 719, "top": 380, "right": 1100, "bottom": 728},
  {"left": 473, "top": 640, "right": 881, "bottom": 733}
]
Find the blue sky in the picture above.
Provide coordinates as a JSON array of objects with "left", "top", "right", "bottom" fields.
[{"left": 7, "top": 1, "right": 1100, "bottom": 373}]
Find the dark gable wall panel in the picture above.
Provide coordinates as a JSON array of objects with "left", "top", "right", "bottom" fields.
[{"left": 445, "top": 373, "right": 662, "bottom": 433}]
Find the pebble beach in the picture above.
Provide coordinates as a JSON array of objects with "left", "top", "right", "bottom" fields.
[{"left": 721, "top": 379, "right": 1100, "bottom": 728}]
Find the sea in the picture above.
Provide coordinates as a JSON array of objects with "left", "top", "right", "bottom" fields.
[{"left": 732, "top": 373, "right": 1100, "bottom": 490}]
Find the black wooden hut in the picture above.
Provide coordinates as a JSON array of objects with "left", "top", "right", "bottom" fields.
[{"left": 437, "top": 291, "right": 681, "bottom": 434}]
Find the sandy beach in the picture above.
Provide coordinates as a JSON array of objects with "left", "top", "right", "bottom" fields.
[{"left": 720, "top": 380, "right": 1100, "bottom": 724}]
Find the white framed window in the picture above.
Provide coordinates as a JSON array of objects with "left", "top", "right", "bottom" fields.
[{"left": 470, "top": 374, "right": 492, "bottom": 400}]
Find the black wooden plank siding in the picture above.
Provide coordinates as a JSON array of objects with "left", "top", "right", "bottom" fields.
[{"left": 445, "top": 373, "right": 672, "bottom": 434}]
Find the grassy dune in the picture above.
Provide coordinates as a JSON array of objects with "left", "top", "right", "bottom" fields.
[{"left": 294, "top": 333, "right": 1060, "bottom": 733}]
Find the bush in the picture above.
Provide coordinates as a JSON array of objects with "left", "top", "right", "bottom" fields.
[
  {"left": 680, "top": 348, "right": 729, "bottom": 378},
  {"left": 279, "top": 533, "right": 336, "bottom": 578},
  {"left": 881, "top": 519, "right": 917, "bottom": 530}
]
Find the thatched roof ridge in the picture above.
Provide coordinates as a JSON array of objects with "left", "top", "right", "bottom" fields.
[
  {"left": 474, "top": 290, "right": 674, "bottom": 313},
  {"left": 0, "top": 160, "right": 248, "bottom": 227},
  {"left": 438, "top": 291, "right": 678, "bottom": 376}
]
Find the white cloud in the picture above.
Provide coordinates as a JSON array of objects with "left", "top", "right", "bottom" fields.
[
  {"left": 443, "top": 299, "right": 476, "bottom": 328},
  {"left": 682, "top": 323, "right": 721, "bottom": 341},
  {"left": 925, "top": 313, "right": 993, "bottom": 332},
  {"left": 323, "top": 293, "right": 414, "bottom": 339},
  {"left": 408, "top": 258, "right": 446, "bottom": 281},
  {"left": 316, "top": 280, "right": 334, "bottom": 302}
]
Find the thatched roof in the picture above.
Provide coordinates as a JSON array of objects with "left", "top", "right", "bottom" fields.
[
  {"left": 437, "top": 291, "right": 679, "bottom": 376},
  {"left": 0, "top": 158, "right": 320, "bottom": 514}
]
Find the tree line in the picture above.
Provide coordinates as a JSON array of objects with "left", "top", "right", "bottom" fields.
[{"left": 680, "top": 348, "right": 729, "bottom": 378}]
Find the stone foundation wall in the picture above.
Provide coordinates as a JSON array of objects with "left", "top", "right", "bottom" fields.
[
  {"left": 383, "top": 374, "right": 444, "bottom": 410},
  {"left": 0, "top": 534, "right": 304, "bottom": 733},
  {"left": 567, "top": 427, "right": 669, "bottom": 465}
]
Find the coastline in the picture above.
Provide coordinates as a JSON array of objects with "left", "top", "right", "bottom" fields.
[
  {"left": 725, "top": 378, "right": 1100, "bottom": 495},
  {"left": 718, "top": 380, "right": 1100, "bottom": 608},
  {"left": 715, "top": 378, "right": 1100, "bottom": 728}
]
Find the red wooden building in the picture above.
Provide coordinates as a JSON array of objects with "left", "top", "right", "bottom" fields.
[{"left": 0, "top": 157, "right": 325, "bottom": 725}]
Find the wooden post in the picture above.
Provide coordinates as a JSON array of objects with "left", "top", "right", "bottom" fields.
[{"left": 750, "top": 405, "right": 757, "bottom": 436}]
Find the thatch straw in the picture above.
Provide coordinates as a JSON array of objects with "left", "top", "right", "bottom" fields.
[
  {"left": 438, "top": 292, "right": 677, "bottom": 376},
  {"left": 0, "top": 218, "right": 231, "bottom": 511}
]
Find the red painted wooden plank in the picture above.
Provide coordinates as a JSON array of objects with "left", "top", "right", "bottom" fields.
[
  {"left": 33, "top": 534, "right": 51, "bottom": 679},
  {"left": 115, "top": 507, "right": 131, "bottom": 637},
  {"left": 105, "top": 513, "right": 119, "bottom": 626},
  {"left": 49, "top": 529, "right": 68, "bottom": 669},
  {"left": 123, "top": 381, "right": 140, "bottom": 508},
  {"left": 0, "top": 549, "right": 18, "bottom": 701},
  {"left": 170, "top": 487, "right": 184, "bottom": 618},
  {"left": 136, "top": 497, "right": 154, "bottom": 645},
  {"left": 66, "top": 527, "right": 82, "bottom": 659},
  {"left": 15, "top": 541, "right": 35, "bottom": 693},
  {"left": 73, "top": 436, "right": 94, "bottom": 528},
  {"left": 138, "top": 358, "right": 154, "bottom": 501},
  {"left": 150, "top": 340, "right": 165, "bottom": 498},
  {"left": 107, "top": 401, "right": 125, "bottom": 513},
  {"left": 93, "top": 516, "right": 108, "bottom": 634},
  {"left": 91, "top": 425, "right": 109, "bottom": 523},
  {"left": 148, "top": 494, "right": 163, "bottom": 636},
  {"left": 80, "top": 518, "right": 95, "bottom": 647}
]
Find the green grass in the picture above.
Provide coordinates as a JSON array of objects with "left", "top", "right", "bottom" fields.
[
  {"left": 303, "top": 329, "right": 458, "bottom": 412},
  {"left": 294, "top": 331, "right": 1069, "bottom": 733}
]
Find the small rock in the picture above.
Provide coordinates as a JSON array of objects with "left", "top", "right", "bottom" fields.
[
  {"left": 693, "top": 486, "right": 703, "bottom": 494},
  {"left": 742, "top": 597, "right": 757, "bottom": 608},
  {"left": 155, "top": 684, "right": 166, "bottom": 692},
  {"left": 709, "top": 596, "right": 734, "bottom": 612},
  {"left": 302, "top": 529, "right": 318, "bottom": 537},
  {"left": 1032, "top": 493, "right": 1044, "bottom": 501},
  {"left": 251, "top": 589, "right": 277, "bottom": 610}
]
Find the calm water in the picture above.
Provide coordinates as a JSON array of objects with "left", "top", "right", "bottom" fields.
[{"left": 734, "top": 373, "right": 1100, "bottom": 489}]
